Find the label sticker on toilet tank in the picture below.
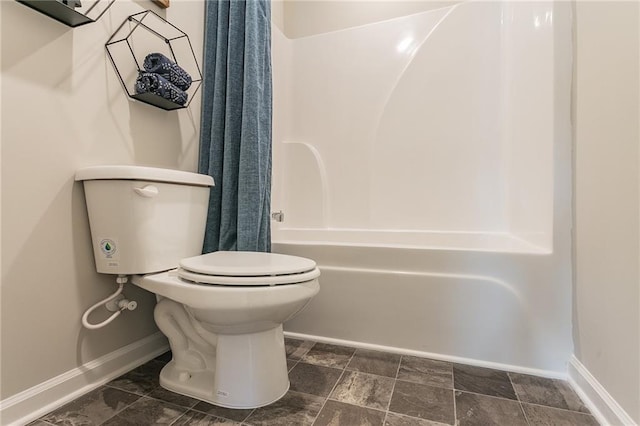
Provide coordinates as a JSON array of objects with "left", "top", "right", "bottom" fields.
[
  {"left": 99, "top": 238, "right": 118, "bottom": 259},
  {"left": 99, "top": 238, "right": 119, "bottom": 267}
]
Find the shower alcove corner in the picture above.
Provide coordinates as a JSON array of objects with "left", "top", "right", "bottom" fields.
[
  {"left": 106, "top": 10, "right": 202, "bottom": 111},
  {"left": 16, "top": 0, "right": 115, "bottom": 27}
]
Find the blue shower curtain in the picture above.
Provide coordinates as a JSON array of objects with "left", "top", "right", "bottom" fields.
[{"left": 199, "top": 0, "right": 272, "bottom": 253}]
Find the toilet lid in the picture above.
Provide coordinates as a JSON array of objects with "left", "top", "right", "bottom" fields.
[{"left": 177, "top": 251, "right": 320, "bottom": 286}]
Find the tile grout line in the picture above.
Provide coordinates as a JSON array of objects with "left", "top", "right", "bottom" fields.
[
  {"left": 288, "top": 358, "right": 301, "bottom": 372},
  {"left": 453, "top": 388, "right": 520, "bottom": 403},
  {"left": 448, "top": 387, "right": 598, "bottom": 421},
  {"left": 310, "top": 369, "right": 347, "bottom": 426},
  {"left": 237, "top": 407, "right": 257, "bottom": 426},
  {"left": 521, "top": 404, "right": 533, "bottom": 426},
  {"left": 245, "top": 409, "right": 256, "bottom": 423},
  {"left": 344, "top": 359, "right": 407, "bottom": 381},
  {"left": 450, "top": 362, "right": 462, "bottom": 425},
  {"left": 383, "top": 354, "right": 405, "bottom": 423},
  {"left": 345, "top": 346, "right": 359, "bottom": 366},
  {"left": 241, "top": 409, "right": 254, "bottom": 426},
  {"left": 297, "top": 340, "right": 317, "bottom": 361},
  {"left": 520, "top": 400, "right": 601, "bottom": 416},
  {"left": 222, "top": 405, "right": 255, "bottom": 424},
  {"left": 507, "top": 371, "right": 532, "bottom": 426},
  {"left": 451, "top": 363, "right": 457, "bottom": 426},
  {"left": 166, "top": 409, "right": 189, "bottom": 426},
  {"left": 506, "top": 371, "right": 596, "bottom": 420},
  {"left": 241, "top": 410, "right": 256, "bottom": 426},
  {"left": 507, "top": 372, "right": 523, "bottom": 404},
  {"left": 102, "top": 383, "right": 150, "bottom": 399},
  {"left": 145, "top": 394, "right": 200, "bottom": 411},
  {"left": 323, "top": 398, "right": 391, "bottom": 425},
  {"left": 310, "top": 346, "right": 358, "bottom": 426}
]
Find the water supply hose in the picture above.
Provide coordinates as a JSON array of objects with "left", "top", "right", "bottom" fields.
[{"left": 81, "top": 275, "right": 132, "bottom": 330}]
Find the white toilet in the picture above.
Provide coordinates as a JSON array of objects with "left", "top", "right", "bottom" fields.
[{"left": 75, "top": 165, "right": 320, "bottom": 409}]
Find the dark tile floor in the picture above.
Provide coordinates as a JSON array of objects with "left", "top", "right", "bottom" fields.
[{"left": 31, "top": 338, "right": 600, "bottom": 425}]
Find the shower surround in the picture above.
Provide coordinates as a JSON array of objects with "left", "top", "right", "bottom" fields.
[{"left": 271, "top": 1, "right": 572, "bottom": 375}]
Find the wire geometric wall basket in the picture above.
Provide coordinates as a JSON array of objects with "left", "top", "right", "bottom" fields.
[{"left": 106, "top": 10, "right": 203, "bottom": 111}]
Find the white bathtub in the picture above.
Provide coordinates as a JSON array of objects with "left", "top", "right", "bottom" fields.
[
  {"left": 274, "top": 229, "right": 571, "bottom": 376},
  {"left": 271, "top": 1, "right": 573, "bottom": 376}
]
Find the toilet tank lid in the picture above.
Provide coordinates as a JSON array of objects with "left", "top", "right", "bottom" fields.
[{"left": 75, "top": 165, "right": 214, "bottom": 187}]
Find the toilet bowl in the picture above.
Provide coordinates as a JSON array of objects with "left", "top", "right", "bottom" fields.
[
  {"left": 132, "top": 251, "right": 320, "bottom": 408},
  {"left": 75, "top": 165, "right": 320, "bottom": 409}
]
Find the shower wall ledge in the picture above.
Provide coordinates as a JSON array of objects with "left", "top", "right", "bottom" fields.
[{"left": 273, "top": 228, "right": 550, "bottom": 254}]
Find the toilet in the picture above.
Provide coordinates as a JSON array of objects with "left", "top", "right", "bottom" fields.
[{"left": 75, "top": 165, "right": 320, "bottom": 409}]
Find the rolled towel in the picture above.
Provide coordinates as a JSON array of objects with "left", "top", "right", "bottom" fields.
[
  {"left": 143, "top": 53, "right": 192, "bottom": 91},
  {"left": 135, "top": 72, "right": 188, "bottom": 106}
]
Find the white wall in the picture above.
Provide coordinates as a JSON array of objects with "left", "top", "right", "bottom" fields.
[
  {"left": 1, "top": 0, "right": 204, "bottom": 401},
  {"left": 573, "top": 2, "right": 640, "bottom": 422}
]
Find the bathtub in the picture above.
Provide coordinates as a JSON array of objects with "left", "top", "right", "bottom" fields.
[
  {"left": 274, "top": 229, "right": 572, "bottom": 376},
  {"left": 271, "top": 0, "right": 573, "bottom": 376}
]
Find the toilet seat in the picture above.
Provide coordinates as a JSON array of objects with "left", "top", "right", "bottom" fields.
[{"left": 177, "top": 251, "right": 320, "bottom": 286}]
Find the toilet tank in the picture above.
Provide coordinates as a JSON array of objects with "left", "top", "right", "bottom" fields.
[{"left": 75, "top": 166, "right": 214, "bottom": 275}]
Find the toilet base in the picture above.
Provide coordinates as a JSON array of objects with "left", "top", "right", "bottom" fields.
[{"left": 159, "top": 326, "right": 291, "bottom": 409}]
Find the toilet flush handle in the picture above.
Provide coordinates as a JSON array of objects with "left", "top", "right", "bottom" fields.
[{"left": 133, "top": 185, "right": 159, "bottom": 198}]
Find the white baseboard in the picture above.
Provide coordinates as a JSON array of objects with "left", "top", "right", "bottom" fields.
[
  {"left": 0, "top": 332, "right": 169, "bottom": 426},
  {"left": 568, "top": 355, "right": 637, "bottom": 426},
  {"left": 283, "top": 331, "right": 567, "bottom": 380}
]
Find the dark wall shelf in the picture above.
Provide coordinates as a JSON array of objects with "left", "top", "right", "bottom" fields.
[
  {"left": 16, "top": 0, "right": 114, "bottom": 27},
  {"left": 105, "top": 10, "right": 202, "bottom": 111}
]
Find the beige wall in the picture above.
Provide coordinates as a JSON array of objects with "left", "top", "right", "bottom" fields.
[
  {"left": 574, "top": 2, "right": 640, "bottom": 422},
  {"left": 272, "top": 0, "right": 285, "bottom": 33},
  {"left": 282, "top": 0, "right": 458, "bottom": 39},
  {"left": 0, "top": 0, "right": 204, "bottom": 399}
]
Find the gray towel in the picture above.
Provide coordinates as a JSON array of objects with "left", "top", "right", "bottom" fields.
[
  {"left": 135, "top": 72, "right": 188, "bottom": 106},
  {"left": 143, "top": 53, "right": 192, "bottom": 91}
]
